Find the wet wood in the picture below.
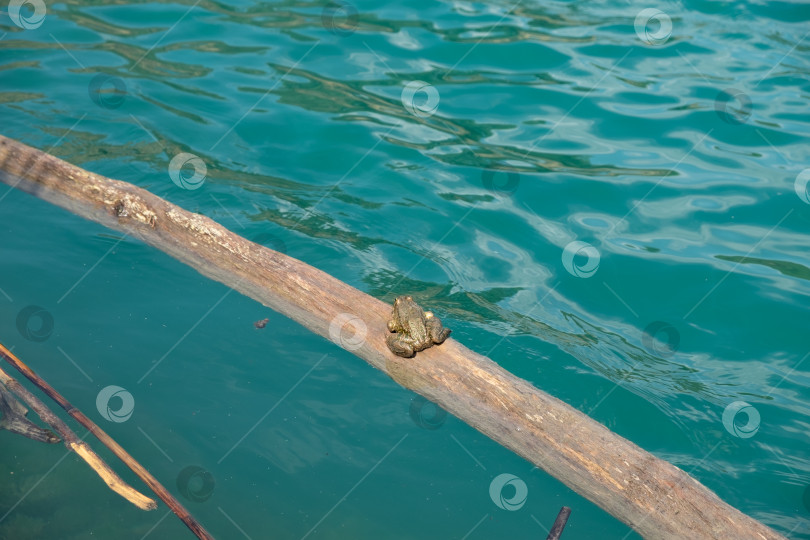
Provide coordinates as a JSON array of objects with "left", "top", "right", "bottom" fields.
[
  {"left": 0, "top": 344, "right": 213, "bottom": 539},
  {"left": 0, "top": 365, "right": 155, "bottom": 510},
  {"left": 547, "top": 506, "right": 571, "bottom": 540},
  {"left": 0, "top": 134, "right": 786, "bottom": 539},
  {"left": 0, "top": 380, "right": 60, "bottom": 444}
]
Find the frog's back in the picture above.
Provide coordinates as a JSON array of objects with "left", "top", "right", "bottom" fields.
[{"left": 407, "top": 318, "right": 429, "bottom": 346}]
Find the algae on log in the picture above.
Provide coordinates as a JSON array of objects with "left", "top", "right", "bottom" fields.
[{"left": 0, "top": 134, "right": 786, "bottom": 540}]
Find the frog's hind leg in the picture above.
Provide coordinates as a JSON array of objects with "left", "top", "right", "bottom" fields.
[
  {"left": 425, "top": 316, "right": 451, "bottom": 344},
  {"left": 386, "top": 334, "right": 416, "bottom": 358}
]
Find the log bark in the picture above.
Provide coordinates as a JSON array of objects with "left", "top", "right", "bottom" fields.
[{"left": 0, "top": 134, "right": 786, "bottom": 540}]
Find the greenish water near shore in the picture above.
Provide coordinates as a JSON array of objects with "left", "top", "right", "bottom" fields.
[{"left": 1, "top": 1, "right": 809, "bottom": 538}]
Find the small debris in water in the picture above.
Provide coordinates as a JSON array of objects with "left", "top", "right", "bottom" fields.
[{"left": 254, "top": 318, "right": 269, "bottom": 329}]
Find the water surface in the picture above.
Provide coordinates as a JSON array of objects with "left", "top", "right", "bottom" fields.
[{"left": 1, "top": 0, "right": 809, "bottom": 538}]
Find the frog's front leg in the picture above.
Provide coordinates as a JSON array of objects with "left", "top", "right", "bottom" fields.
[
  {"left": 386, "top": 334, "right": 416, "bottom": 357},
  {"left": 424, "top": 312, "right": 451, "bottom": 344}
]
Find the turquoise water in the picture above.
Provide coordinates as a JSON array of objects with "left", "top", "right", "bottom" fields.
[{"left": 1, "top": 0, "right": 809, "bottom": 538}]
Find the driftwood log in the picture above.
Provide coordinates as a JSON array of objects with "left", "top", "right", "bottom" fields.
[{"left": 0, "top": 134, "right": 786, "bottom": 539}]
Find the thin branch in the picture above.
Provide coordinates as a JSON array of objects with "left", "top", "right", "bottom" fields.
[
  {"left": 0, "top": 365, "right": 155, "bottom": 509},
  {"left": 0, "top": 344, "right": 213, "bottom": 540}
]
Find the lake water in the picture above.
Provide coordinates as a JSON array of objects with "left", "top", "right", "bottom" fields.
[{"left": 1, "top": 1, "right": 809, "bottom": 538}]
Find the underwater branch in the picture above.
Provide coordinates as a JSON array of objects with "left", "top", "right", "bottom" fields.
[
  {"left": 0, "top": 343, "right": 213, "bottom": 540},
  {"left": 0, "top": 360, "right": 157, "bottom": 511}
]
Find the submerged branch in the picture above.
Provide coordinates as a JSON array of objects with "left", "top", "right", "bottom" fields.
[
  {"left": 0, "top": 380, "right": 60, "bottom": 444},
  {"left": 0, "top": 364, "right": 155, "bottom": 510},
  {"left": 0, "top": 344, "right": 212, "bottom": 539}
]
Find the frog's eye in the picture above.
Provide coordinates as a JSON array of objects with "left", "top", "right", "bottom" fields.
[{"left": 405, "top": 295, "right": 412, "bottom": 301}]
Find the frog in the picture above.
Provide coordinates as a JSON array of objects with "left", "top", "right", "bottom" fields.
[{"left": 386, "top": 295, "right": 451, "bottom": 358}]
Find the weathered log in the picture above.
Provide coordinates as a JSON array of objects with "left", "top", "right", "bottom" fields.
[{"left": 0, "top": 134, "right": 786, "bottom": 539}]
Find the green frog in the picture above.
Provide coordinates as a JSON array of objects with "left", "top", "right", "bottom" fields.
[{"left": 386, "top": 296, "right": 451, "bottom": 357}]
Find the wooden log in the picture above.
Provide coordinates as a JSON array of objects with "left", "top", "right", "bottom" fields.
[{"left": 0, "top": 134, "right": 786, "bottom": 539}]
